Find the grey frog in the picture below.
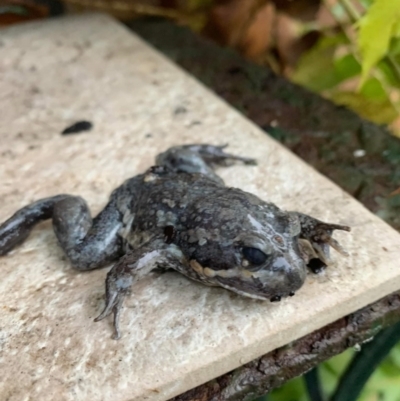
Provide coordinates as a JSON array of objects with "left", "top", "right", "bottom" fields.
[{"left": 0, "top": 144, "right": 350, "bottom": 339}]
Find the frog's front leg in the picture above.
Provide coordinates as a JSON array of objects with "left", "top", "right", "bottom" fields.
[
  {"left": 294, "top": 212, "right": 351, "bottom": 269},
  {"left": 180, "top": 144, "right": 257, "bottom": 166},
  {"left": 155, "top": 144, "right": 256, "bottom": 184},
  {"left": 94, "top": 239, "right": 186, "bottom": 339},
  {"left": 0, "top": 195, "right": 123, "bottom": 270}
]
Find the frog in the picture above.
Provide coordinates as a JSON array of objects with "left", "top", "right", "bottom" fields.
[{"left": 0, "top": 144, "right": 350, "bottom": 339}]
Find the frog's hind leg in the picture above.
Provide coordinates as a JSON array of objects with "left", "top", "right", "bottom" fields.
[
  {"left": 155, "top": 144, "right": 256, "bottom": 183},
  {"left": 0, "top": 195, "right": 69, "bottom": 256},
  {"left": 94, "top": 241, "right": 186, "bottom": 339},
  {"left": 0, "top": 195, "right": 123, "bottom": 271}
]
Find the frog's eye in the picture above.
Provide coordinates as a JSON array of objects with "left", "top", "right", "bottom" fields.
[{"left": 242, "top": 247, "right": 268, "bottom": 265}]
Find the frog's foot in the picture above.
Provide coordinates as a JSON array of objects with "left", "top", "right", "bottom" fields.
[
  {"left": 94, "top": 269, "right": 132, "bottom": 340},
  {"left": 296, "top": 212, "right": 351, "bottom": 267},
  {"left": 155, "top": 144, "right": 256, "bottom": 184},
  {"left": 182, "top": 144, "right": 257, "bottom": 166}
]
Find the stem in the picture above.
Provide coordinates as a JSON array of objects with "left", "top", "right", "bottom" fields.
[
  {"left": 338, "top": 0, "right": 360, "bottom": 22},
  {"left": 304, "top": 368, "right": 325, "bottom": 401}
]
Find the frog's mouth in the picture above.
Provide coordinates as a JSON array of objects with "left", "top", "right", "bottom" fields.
[
  {"left": 216, "top": 268, "right": 306, "bottom": 301},
  {"left": 188, "top": 259, "right": 306, "bottom": 302}
]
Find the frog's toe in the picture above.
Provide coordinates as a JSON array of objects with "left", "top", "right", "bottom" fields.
[
  {"left": 95, "top": 290, "right": 117, "bottom": 321},
  {"left": 94, "top": 288, "right": 125, "bottom": 339},
  {"left": 326, "top": 236, "right": 349, "bottom": 256},
  {"left": 203, "top": 144, "right": 257, "bottom": 166},
  {"left": 309, "top": 223, "right": 351, "bottom": 263},
  {"left": 297, "top": 215, "right": 350, "bottom": 267},
  {"left": 94, "top": 270, "right": 132, "bottom": 339},
  {"left": 185, "top": 144, "right": 257, "bottom": 166}
]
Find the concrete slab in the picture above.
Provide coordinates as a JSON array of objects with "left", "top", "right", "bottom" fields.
[{"left": 0, "top": 13, "right": 399, "bottom": 401}]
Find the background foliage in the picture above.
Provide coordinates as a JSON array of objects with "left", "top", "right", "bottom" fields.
[
  {"left": 2, "top": 0, "right": 400, "bottom": 134},
  {"left": 3, "top": 0, "right": 400, "bottom": 135}
]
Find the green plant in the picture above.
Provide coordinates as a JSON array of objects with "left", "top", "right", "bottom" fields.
[
  {"left": 291, "top": 0, "right": 400, "bottom": 135},
  {"left": 264, "top": 321, "right": 400, "bottom": 401}
]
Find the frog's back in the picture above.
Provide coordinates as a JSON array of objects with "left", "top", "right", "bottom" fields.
[
  {"left": 119, "top": 169, "right": 225, "bottom": 247},
  {"left": 140, "top": 167, "right": 224, "bottom": 205}
]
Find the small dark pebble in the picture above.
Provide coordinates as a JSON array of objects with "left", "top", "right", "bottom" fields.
[
  {"left": 62, "top": 120, "right": 93, "bottom": 135},
  {"left": 174, "top": 106, "right": 187, "bottom": 115},
  {"left": 308, "top": 258, "right": 327, "bottom": 274},
  {"left": 270, "top": 295, "right": 282, "bottom": 302}
]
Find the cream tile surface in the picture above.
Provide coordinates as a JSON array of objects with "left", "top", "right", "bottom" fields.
[{"left": 0, "top": 13, "right": 399, "bottom": 401}]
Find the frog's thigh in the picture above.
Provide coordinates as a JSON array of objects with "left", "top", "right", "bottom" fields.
[{"left": 53, "top": 196, "right": 123, "bottom": 271}]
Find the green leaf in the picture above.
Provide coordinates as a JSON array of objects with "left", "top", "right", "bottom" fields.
[
  {"left": 268, "top": 377, "right": 308, "bottom": 401},
  {"left": 377, "top": 58, "right": 400, "bottom": 88},
  {"left": 394, "top": 20, "right": 400, "bottom": 37},
  {"left": 334, "top": 53, "right": 361, "bottom": 81},
  {"left": 318, "top": 349, "right": 355, "bottom": 397},
  {"left": 389, "top": 38, "right": 400, "bottom": 56},
  {"left": 358, "top": 0, "right": 400, "bottom": 86},
  {"left": 304, "top": 368, "right": 324, "bottom": 401},
  {"left": 330, "top": 86, "right": 398, "bottom": 124},
  {"left": 292, "top": 34, "right": 350, "bottom": 91},
  {"left": 358, "top": 367, "right": 400, "bottom": 401},
  {"left": 387, "top": 342, "right": 400, "bottom": 368},
  {"left": 359, "top": 0, "right": 375, "bottom": 8},
  {"left": 359, "top": 77, "right": 387, "bottom": 100}
]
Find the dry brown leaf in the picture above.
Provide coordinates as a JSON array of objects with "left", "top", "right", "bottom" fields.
[
  {"left": 389, "top": 115, "right": 400, "bottom": 138},
  {"left": 203, "top": 0, "right": 269, "bottom": 48},
  {"left": 273, "top": 0, "right": 321, "bottom": 21},
  {"left": 238, "top": 2, "right": 275, "bottom": 59}
]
